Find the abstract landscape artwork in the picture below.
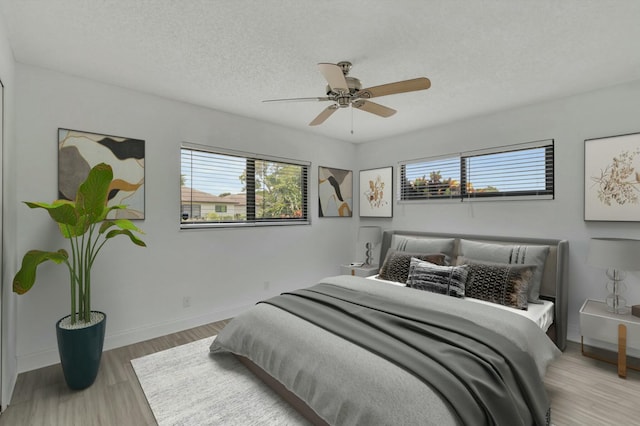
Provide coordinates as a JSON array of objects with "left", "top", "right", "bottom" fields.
[
  {"left": 318, "top": 166, "right": 353, "bottom": 217},
  {"left": 58, "top": 128, "right": 145, "bottom": 219}
]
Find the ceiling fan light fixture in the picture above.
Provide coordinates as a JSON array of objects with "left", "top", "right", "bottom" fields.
[{"left": 263, "top": 61, "right": 430, "bottom": 127}]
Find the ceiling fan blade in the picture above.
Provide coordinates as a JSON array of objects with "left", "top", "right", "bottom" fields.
[
  {"left": 352, "top": 100, "right": 396, "bottom": 117},
  {"left": 356, "top": 77, "right": 431, "bottom": 99},
  {"left": 318, "top": 63, "right": 349, "bottom": 93},
  {"left": 263, "top": 96, "right": 331, "bottom": 103},
  {"left": 309, "top": 105, "right": 339, "bottom": 126}
]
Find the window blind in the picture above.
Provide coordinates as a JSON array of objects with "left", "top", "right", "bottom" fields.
[
  {"left": 400, "top": 140, "right": 554, "bottom": 202},
  {"left": 400, "top": 155, "right": 461, "bottom": 200},
  {"left": 181, "top": 144, "right": 309, "bottom": 227}
]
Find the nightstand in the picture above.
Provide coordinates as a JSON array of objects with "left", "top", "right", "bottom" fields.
[
  {"left": 340, "top": 264, "right": 379, "bottom": 277},
  {"left": 579, "top": 299, "right": 640, "bottom": 378}
]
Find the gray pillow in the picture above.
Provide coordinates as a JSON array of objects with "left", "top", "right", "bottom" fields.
[
  {"left": 406, "top": 258, "right": 467, "bottom": 298},
  {"left": 379, "top": 250, "right": 446, "bottom": 283},
  {"left": 458, "top": 239, "right": 549, "bottom": 304},
  {"left": 391, "top": 235, "right": 455, "bottom": 264}
]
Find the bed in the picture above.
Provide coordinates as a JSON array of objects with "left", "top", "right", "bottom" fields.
[{"left": 210, "top": 230, "right": 569, "bottom": 426}]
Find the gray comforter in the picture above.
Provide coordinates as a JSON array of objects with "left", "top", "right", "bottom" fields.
[{"left": 210, "top": 275, "right": 561, "bottom": 426}]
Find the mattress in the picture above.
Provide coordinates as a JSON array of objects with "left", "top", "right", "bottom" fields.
[{"left": 366, "top": 274, "right": 555, "bottom": 331}]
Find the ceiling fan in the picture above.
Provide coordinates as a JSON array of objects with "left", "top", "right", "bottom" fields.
[{"left": 263, "top": 61, "right": 431, "bottom": 126}]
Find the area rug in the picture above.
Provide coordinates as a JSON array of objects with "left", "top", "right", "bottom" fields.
[{"left": 131, "top": 336, "right": 309, "bottom": 425}]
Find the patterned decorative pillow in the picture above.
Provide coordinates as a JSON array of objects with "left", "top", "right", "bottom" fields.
[
  {"left": 464, "top": 262, "right": 534, "bottom": 310},
  {"left": 406, "top": 258, "right": 468, "bottom": 298},
  {"left": 458, "top": 239, "right": 549, "bottom": 304},
  {"left": 379, "top": 250, "right": 446, "bottom": 283}
]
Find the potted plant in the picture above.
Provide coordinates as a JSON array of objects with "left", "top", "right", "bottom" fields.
[{"left": 13, "top": 162, "right": 146, "bottom": 390}]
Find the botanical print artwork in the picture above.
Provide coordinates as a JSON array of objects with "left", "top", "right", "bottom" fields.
[
  {"left": 318, "top": 166, "right": 353, "bottom": 217},
  {"left": 591, "top": 148, "right": 640, "bottom": 206},
  {"left": 58, "top": 128, "right": 145, "bottom": 219},
  {"left": 585, "top": 132, "right": 640, "bottom": 221},
  {"left": 360, "top": 167, "right": 393, "bottom": 217},
  {"left": 365, "top": 174, "right": 387, "bottom": 209}
]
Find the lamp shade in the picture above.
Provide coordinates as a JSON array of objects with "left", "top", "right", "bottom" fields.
[
  {"left": 587, "top": 238, "right": 640, "bottom": 271},
  {"left": 358, "top": 226, "right": 381, "bottom": 245}
]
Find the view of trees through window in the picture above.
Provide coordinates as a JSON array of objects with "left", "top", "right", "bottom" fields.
[
  {"left": 400, "top": 141, "right": 554, "bottom": 201},
  {"left": 181, "top": 146, "right": 309, "bottom": 226},
  {"left": 401, "top": 156, "right": 461, "bottom": 199}
]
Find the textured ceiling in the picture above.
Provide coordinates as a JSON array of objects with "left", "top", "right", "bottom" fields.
[{"left": 1, "top": 1, "right": 640, "bottom": 143}]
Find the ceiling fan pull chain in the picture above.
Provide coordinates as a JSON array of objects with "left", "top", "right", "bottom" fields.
[{"left": 351, "top": 105, "right": 354, "bottom": 135}]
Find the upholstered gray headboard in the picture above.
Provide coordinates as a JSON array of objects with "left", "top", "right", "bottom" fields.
[{"left": 379, "top": 230, "right": 569, "bottom": 351}]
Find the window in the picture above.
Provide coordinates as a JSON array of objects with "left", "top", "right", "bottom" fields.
[
  {"left": 181, "top": 143, "right": 309, "bottom": 228},
  {"left": 400, "top": 140, "right": 554, "bottom": 201},
  {"left": 401, "top": 155, "right": 461, "bottom": 200}
]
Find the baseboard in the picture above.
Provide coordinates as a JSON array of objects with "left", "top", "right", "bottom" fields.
[
  {"left": 16, "top": 303, "right": 251, "bottom": 373},
  {"left": 103, "top": 303, "right": 250, "bottom": 352}
]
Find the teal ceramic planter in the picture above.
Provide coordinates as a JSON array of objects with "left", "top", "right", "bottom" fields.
[{"left": 56, "top": 312, "right": 107, "bottom": 390}]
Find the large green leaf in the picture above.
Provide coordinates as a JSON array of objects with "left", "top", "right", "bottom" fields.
[
  {"left": 99, "top": 217, "right": 145, "bottom": 235},
  {"left": 76, "top": 163, "right": 112, "bottom": 223},
  {"left": 25, "top": 200, "right": 78, "bottom": 226},
  {"left": 13, "top": 249, "right": 69, "bottom": 294},
  {"left": 105, "top": 229, "right": 147, "bottom": 247},
  {"left": 113, "top": 218, "right": 144, "bottom": 232}
]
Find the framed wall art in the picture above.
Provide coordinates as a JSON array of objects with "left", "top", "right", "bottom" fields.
[
  {"left": 58, "top": 128, "right": 145, "bottom": 219},
  {"left": 584, "top": 131, "right": 640, "bottom": 221},
  {"left": 359, "top": 166, "right": 393, "bottom": 218},
  {"left": 318, "top": 166, "right": 353, "bottom": 217}
]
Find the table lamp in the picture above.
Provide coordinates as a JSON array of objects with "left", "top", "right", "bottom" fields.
[
  {"left": 358, "top": 226, "right": 381, "bottom": 266},
  {"left": 587, "top": 238, "right": 640, "bottom": 315}
]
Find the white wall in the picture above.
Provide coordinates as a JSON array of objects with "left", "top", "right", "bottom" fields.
[
  {"left": 10, "top": 58, "right": 640, "bottom": 375},
  {"left": 355, "top": 79, "right": 640, "bottom": 344},
  {"left": 0, "top": 12, "right": 17, "bottom": 410},
  {"left": 13, "top": 64, "right": 357, "bottom": 372}
]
